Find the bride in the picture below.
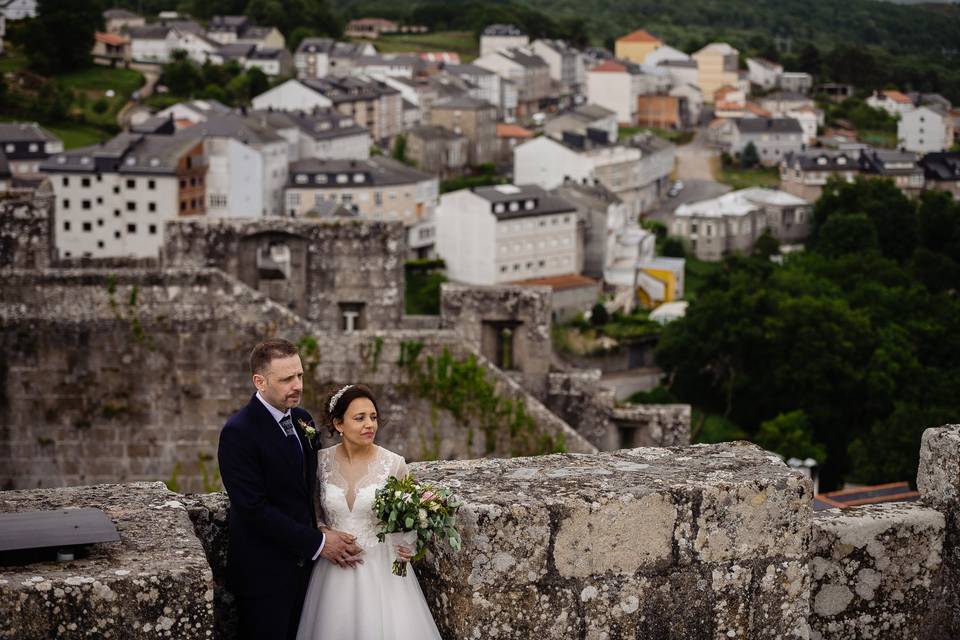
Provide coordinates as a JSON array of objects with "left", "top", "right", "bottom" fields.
[{"left": 296, "top": 384, "right": 442, "bottom": 640}]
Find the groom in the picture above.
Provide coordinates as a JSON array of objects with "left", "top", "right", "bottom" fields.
[{"left": 218, "top": 338, "right": 362, "bottom": 640}]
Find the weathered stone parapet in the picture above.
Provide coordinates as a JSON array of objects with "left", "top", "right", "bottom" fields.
[
  {"left": 0, "top": 482, "right": 214, "bottom": 639},
  {"left": 0, "top": 192, "right": 53, "bottom": 270},
  {"left": 163, "top": 217, "right": 406, "bottom": 331},
  {"left": 412, "top": 441, "right": 812, "bottom": 639},
  {"left": 808, "top": 503, "right": 945, "bottom": 640},
  {"left": 440, "top": 283, "right": 553, "bottom": 398},
  {"left": 917, "top": 425, "right": 960, "bottom": 638},
  {"left": 612, "top": 404, "right": 691, "bottom": 448}
]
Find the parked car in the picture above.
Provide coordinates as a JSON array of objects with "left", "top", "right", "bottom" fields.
[{"left": 667, "top": 180, "right": 684, "bottom": 197}]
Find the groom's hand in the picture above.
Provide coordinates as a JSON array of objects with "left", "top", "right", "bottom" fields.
[{"left": 320, "top": 530, "right": 363, "bottom": 568}]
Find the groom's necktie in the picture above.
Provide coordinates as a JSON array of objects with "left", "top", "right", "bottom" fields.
[{"left": 279, "top": 414, "right": 305, "bottom": 479}]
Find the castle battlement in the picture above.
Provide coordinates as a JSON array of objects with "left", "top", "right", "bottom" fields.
[{"left": 3, "top": 427, "right": 958, "bottom": 639}]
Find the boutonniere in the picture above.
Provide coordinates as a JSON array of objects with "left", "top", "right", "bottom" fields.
[{"left": 298, "top": 418, "right": 318, "bottom": 448}]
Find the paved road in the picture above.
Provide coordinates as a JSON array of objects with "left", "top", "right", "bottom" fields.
[
  {"left": 645, "top": 128, "right": 731, "bottom": 223},
  {"left": 675, "top": 127, "right": 717, "bottom": 182}
]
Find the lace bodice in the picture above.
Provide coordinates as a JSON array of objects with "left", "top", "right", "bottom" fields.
[{"left": 317, "top": 445, "right": 408, "bottom": 548}]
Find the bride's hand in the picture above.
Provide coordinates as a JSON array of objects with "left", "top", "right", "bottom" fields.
[{"left": 395, "top": 545, "right": 413, "bottom": 562}]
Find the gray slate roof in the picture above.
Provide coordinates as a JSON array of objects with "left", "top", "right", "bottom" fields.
[
  {"left": 288, "top": 157, "right": 432, "bottom": 187},
  {"left": 734, "top": 118, "right": 804, "bottom": 135},
  {"left": 471, "top": 184, "right": 576, "bottom": 220},
  {"left": 432, "top": 95, "right": 496, "bottom": 111},
  {"left": 173, "top": 113, "right": 285, "bottom": 145}
]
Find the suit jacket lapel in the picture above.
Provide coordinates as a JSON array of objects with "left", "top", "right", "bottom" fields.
[{"left": 248, "top": 394, "right": 309, "bottom": 497}]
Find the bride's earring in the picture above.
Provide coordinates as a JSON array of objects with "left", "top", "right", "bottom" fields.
[{"left": 337, "top": 431, "right": 343, "bottom": 437}]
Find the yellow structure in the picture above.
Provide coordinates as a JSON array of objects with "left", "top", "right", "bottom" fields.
[
  {"left": 614, "top": 30, "right": 663, "bottom": 64},
  {"left": 692, "top": 43, "right": 741, "bottom": 103},
  {"left": 636, "top": 265, "right": 681, "bottom": 308}
]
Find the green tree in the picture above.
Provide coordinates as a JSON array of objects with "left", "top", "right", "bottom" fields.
[
  {"left": 246, "top": 68, "right": 270, "bottom": 98},
  {"left": 752, "top": 230, "right": 780, "bottom": 259},
  {"left": 814, "top": 213, "right": 879, "bottom": 257},
  {"left": 754, "top": 410, "right": 827, "bottom": 463},
  {"left": 23, "top": 0, "right": 100, "bottom": 74},
  {"left": 392, "top": 134, "right": 407, "bottom": 163},
  {"left": 162, "top": 57, "right": 204, "bottom": 97},
  {"left": 590, "top": 302, "right": 609, "bottom": 327},
  {"left": 661, "top": 236, "right": 686, "bottom": 258},
  {"left": 740, "top": 142, "right": 759, "bottom": 169}
]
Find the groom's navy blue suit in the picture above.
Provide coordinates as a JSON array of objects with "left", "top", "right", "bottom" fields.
[{"left": 218, "top": 393, "right": 324, "bottom": 640}]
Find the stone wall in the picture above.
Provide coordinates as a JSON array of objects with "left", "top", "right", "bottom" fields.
[
  {"left": 414, "top": 441, "right": 812, "bottom": 639},
  {"left": 808, "top": 503, "right": 945, "bottom": 640},
  {"left": 0, "top": 192, "right": 53, "bottom": 269},
  {"left": 163, "top": 217, "right": 405, "bottom": 332},
  {"left": 440, "top": 283, "right": 553, "bottom": 398},
  {"left": 1, "top": 269, "right": 592, "bottom": 492},
  {"left": 7, "top": 434, "right": 960, "bottom": 639},
  {"left": 917, "top": 424, "right": 960, "bottom": 638},
  {"left": 546, "top": 371, "right": 691, "bottom": 451},
  {"left": 0, "top": 482, "right": 213, "bottom": 640}
]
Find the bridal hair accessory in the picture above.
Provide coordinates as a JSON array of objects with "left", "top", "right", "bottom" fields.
[{"left": 328, "top": 384, "right": 354, "bottom": 414}]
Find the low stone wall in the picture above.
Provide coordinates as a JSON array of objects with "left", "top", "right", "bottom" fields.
[
  {"left": 0, "top": 269, "right": 592, "bottom": 491},
  {"left": 414, "top": 441, "right": 812, "bottom": 639},
  {"left": 0, "top": 482, "right": 213, "bottom": 640},
  {"left": 0, "top": 192, "right": 52, "bottom": 270},
  {"left": 808, "top": 503, "right": 945, "bottom": 640},
  {"left": 918, "top": 424, "right": 960, "bottom": 638},
  {"left": 546, "top": 372, "right": 690, "bottom": 451},
  {"left": 612, "top": 404, "right": 691, "bottom": 448}
]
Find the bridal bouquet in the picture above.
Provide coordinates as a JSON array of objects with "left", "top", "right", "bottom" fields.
[{"left": 373, "top": 474, "right": 462, "bottom": 576}]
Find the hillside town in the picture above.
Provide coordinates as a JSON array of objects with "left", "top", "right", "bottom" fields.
[{"left": 0, "top": 7, "right": 957, "bottom": 325}]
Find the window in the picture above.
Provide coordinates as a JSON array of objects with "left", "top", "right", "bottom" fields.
[
  {"left": 339, "top": 303, "right": 366, "bottom": 332},
  {"left": 97, "top": 219, "right": 104, "bottom": 227},
  {"left": 114, "top": 209, "right": 121, "bottom": 218},
  {"left": 149, "top": 224, "right": 157, "bottom": 235},
  {"left": 180, "top": 180, "right": 187, "bottom": 189},
  {"left": 148, "top": 202, "right": 156, "bottom": 212},
  {"left": 97, "top": 240, "right": 104, "bottom": 249},
  {"left": 4, "top": 144, "right": 13, "bottom": 153},
  {"left": 82, "top": 222, "right": 92, "bottom": 232},
  {"left": 148, "top": 180, "right": 156, "bottom": 190},
  {"left": 315, "top": 174, "right": 328, "bottom": 184},
  {"left": 114, "top": 230, "right": 121, "bottom": 239},
  {"left": 62, "top": 177, "right": 69, "bottom": 187},
  {"left": 62, "top": 199, "right": 70, "bottom": 209},
  {"left": 353, "top": 173, "right": 365, "bottom": 183},
  {"left": 81, "top": 177, "right": 91, "bottom": 187},
  {"left": 113, "top": 186, "right": 120, "bottom": 195},
  {"left": 82, "top": 200, "right": 91, "bottom": 210},
  {"left": 127, "top": 223, "right": 136, "bottom": 233},
  {"left": 63, "top": 221, "right": 71, "bottom": 231},
  {"left": 181, "top": 201, "right": 187, "bottom": 211},
  {"left": 374, "top": 192, "right": 382, "bottom": 206},
  {"left": 126, "top": 179, "right": 135, "bottom": 189},
  {"left": 295, "top": 174, "right": 308, "bottom": 184},
  {"left": 190, "top": 177, "right": 197, "bottom": 187},
  {"left": 336, "top": 173, "right": 349, "bottom": 184},
  {"left": 127, "top": 201, "right": 136, "bottom": 212},
  {"left": 96, "top": 197, "right": 103, "bottom": 205}
]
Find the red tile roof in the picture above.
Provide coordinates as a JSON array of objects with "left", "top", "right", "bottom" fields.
[
  {"left": 496, "top": 123, "right": 534, "bottom": 139},
  {"left": 513, "top": 274, "right": 599, "bottom": 291},
  {"left": 591, "top": 60, "right": 628, "bottom": 73},
  {"left": 882, "top": 90, "right": 912, "bottom": 104},
  {"left": 617, "top": 29, "right": 661, "bottom": 44},
  {"left": 95, "top": 32, "right": 129, "bottom": 46}
]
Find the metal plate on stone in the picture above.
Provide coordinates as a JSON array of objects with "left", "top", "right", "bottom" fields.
[{"left": 0, "top": 508, "right": 120, "bottom": 551}]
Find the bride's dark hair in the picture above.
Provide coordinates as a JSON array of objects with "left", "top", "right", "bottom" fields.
[{"left": 322, "top": 383, "right": 382, "bottom": 436}]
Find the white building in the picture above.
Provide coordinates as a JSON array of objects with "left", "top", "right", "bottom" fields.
[
  {"left": 0, "top": 0, "right": 36, "bottom": 20},
  {"left": 442, "top": 64, "right": 503, "bottom": 117},
  {"left": 156, "top": 99, "right": 231, "bottom": 128},
  {"left": 514, "top": 131, "right": 675, "bottom": 216},
  {"left": 251, "top": 109, "right": 371, "bottom": 162},
  {"left": 531, "top": 39, "right": 585, "bottom": 94},
  {"left": 251, "top": 79, "right": 334, "bottom": 112},
  {"left": 586, "top": 59, "right": 668, "bottom": 125},
  {"left": 746, "top": 58, "right": 783, "bottom": 90},
  {"left": 479, "top": 24, "right": 529, "bottom": 57},
  {"left": 778, "top": 72, "right": 813, "bottom": 94},
  {"left": 175, "top": 113, "right": 291, "bottom": 216},
  {"left": 898, "top": 105, "right": 955, "bottom": 154},
  {"left": 866, "top": 90, "right": 916, "bottom": 118},
  {"left": 643, "top": 45, "right": 690, "bottom": 67},
  {"left": 41, "top": 133, "right": 209, "bottom": 259},
  {"left": 670, "top": 188, "right": 811, "bottom": 261},
  {"left": 544, "top": 104, "right": 618, "bottom": 146},
  {"left": 436, "top": 184, "right": 580, "bottom": 285}
]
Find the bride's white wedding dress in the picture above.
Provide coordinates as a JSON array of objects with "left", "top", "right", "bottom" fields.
[{"left": 296, "top": 444, "right": 442, "bottom": 640}]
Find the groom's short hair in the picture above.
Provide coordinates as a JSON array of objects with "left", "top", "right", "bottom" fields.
[{"left": 250, "top": 338, "right": 299, "bottom": 376}]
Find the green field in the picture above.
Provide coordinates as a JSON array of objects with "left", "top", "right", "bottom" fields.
[
  {"left": 369, "top": 31, "right": 478, "bottom": 61},
  {"left": 0, "top": 51, "right": 28, "bottom": 74},
  {"left": 45, "top": 121, "right": 112, "bottom": 149},
  {"left": 58, "top": 66, "right": 145, "bottom": 97},
  {"left": 716, "top": 166, "right": 781, "bottom": 190}
]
